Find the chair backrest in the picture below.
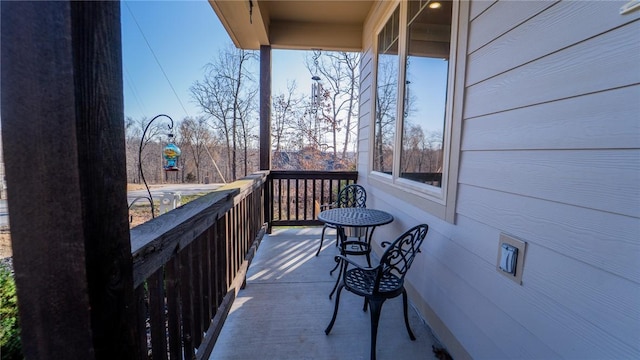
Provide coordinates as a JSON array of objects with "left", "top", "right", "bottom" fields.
[
  {"left": 336, "top": 184, "right": 366, "bottom": 208},
  {"left": 378, "top": 224, "right": 429, "bottom": 285}
]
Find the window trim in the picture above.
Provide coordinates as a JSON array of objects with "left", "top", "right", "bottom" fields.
[{"left": 369, "top": 0, "right": 469, "bottom": 223}]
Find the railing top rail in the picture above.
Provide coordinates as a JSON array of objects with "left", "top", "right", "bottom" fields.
[
  {"left": 269, "top": 170, "right": 358, "bottom": 180},
  {"left": 130, "top": 189, "right": 238, "bottom": 287}
]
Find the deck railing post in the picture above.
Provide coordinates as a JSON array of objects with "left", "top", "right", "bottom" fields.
[
  {"left": 2, "top": 2, "right": 137, "bottom": 357},
  {"left": 260, "top": 45, "right": 272, "bottom": 171}
]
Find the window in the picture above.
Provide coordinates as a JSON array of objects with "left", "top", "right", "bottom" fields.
[
  {"left": 372, "top": 0, "right": 456, "bottom": 194},
  {"left": 401, "top": 0, "right": 452, "bottom": 187},
  {"left": 373, "top": 7, "right": 400, "bottom": 175}
]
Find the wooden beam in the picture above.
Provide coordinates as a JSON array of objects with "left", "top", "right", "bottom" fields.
[
  {"left": 259, "top": 45, "right": 272, "bottom": 171},
  {"left": 70, "top": 2, "right": 138, "bottom": 357},
  {"left": 1, "top": 1, "right": 137, "bottom": 358},
  {"left": 269, "top": 21, "right": 363, "bottom": 51}
]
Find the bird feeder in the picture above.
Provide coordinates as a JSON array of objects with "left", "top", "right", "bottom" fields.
[{"left": 163, "top": 139, "right": 181, "bottom": 172}]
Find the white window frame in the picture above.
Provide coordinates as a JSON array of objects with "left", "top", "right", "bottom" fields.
[{"left": 369, "top": 0, "right": 468, "bottom": 222}]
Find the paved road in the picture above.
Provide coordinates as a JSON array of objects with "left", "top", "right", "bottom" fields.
[
  {"left": 0, "top": 184, "right": 225, "bottom": 227},
  {"left": 127, "top": 183, "right": 223, "bottom": 206}
]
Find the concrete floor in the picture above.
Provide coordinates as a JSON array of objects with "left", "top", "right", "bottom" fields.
[{"left": 209, "top": 227, "right": 440, "bottom": 360}]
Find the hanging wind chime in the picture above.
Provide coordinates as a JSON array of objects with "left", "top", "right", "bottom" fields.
[{"left": 311, "top": 49, "right": 322, "bottom": 112}]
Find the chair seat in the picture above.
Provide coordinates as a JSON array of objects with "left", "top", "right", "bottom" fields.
[{"left": 345, "top": 268, "right": 402, "bottom": 297}]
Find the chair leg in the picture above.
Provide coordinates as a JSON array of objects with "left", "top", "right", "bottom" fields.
[
  {"left": 329, "top": 257, "right": 340, "bottom": 276},
  {"left": 316, "top": 225, "right": 328, "bottom": 256},
  {"left": 402, "top": 289, "right": 416, "bottom": 340},
  {"left": 325, "top": 284, "right": 344, "bottom": 335},
  {"left": 329, "top": 261, "right": 343, "bottom": 298},
  {"left": 330, "top": 227, "right": 346, "bottom": 276},
  {"left": 368, "top": 298, "right": 385, "bottom": 360}
]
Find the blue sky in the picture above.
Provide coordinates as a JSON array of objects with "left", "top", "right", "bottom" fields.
[{"left": 121, "top": 1, "right": 313, "bottom": 122}]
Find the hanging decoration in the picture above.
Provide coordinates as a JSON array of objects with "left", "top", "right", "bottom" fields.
[
  {"left": 133, "top": 114, "right": 181, "bottom": 219},
  {"left": 163, "top": 135, "right": 181, "bottom": 172},
  {"left": 311, "top": 49, "right": 323, "bottom": 111}
]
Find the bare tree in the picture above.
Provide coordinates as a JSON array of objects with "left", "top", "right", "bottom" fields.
[
  {"left": 236, "top": 87, "right": 258, "bottom": 177},
  {"left": 125, "top": 116, "right": 169, "bottom": 183},
  {"left": 272, "top": 81, "right": 304, "bottom": 153},
  {"left": 179, "top": 117, "right": 211, "bottom": 183},
  {"left": 191, "top": 45, "right": 258, "bottom": 181}
]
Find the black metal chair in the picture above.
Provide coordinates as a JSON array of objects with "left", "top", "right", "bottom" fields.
[
  {"left": 325, "top": 224, "right": 429, "bottom": 360},
  {"left": 315, "top": 184, "right": 367, "bottom": 256}
]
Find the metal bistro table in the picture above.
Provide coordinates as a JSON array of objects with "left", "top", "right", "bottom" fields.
[{"left": 317, "top": 207, "right": 394, "bottom": 297}]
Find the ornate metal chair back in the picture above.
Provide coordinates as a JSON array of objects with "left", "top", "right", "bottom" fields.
[
  {"left": 336, "top": 184, "right": 367, "bottom": 209},
  {"left": 376, "top": 224, "right": 429, "bottom": 291}
]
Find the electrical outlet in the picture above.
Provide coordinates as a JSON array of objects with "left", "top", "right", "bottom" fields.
[{"left": 496, "top": 234, "right": 526, "bottom": 285}]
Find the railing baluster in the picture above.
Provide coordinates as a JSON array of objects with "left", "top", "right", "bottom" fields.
[
  {"left": 134, "top": 284, "right": 148, "bottom": 359},
  {"left": 180, "top": 244, "right": 194, "bottom": 360},
  {"left": 148, "top": 268, "right": 168, "bottom": 360},
  {"left": 192, "top": 236, "right": 203, "bottom": 348},
  {"left": 286, "top": 178, "right": 291, "bottom": 221},
  {"left": 320, "top": 179, "right": 325, "bottom": 212},
  {"left": 303, "top": 179, "right": 308, "bottom": 220},
  {"left": 312, "top": 179, "right": 317, "bottom": 219},
  {"left": 166, "top": 256, "right": 181, "bottom": 360},
  {"left": 216, "top": 215, "right": 227, "bottom": 308},
  {"left": 278, "top": 179, "right": 282, "bottom": 221},
  {"left": 329, "top": 179, "right": 334, "bottom": 207},
  {"left": 295, "top": 178, "right": 299, "bottom": 220},
  {"left": 201, "top": 227, "right": 212, "bottom": 326}
]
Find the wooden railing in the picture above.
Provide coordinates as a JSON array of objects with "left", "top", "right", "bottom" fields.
[
  {"left": 266, "top": 170, "right": 359, "bottom": 231},
  {"left": 127, "top": 170, "right": 358, "bottom": 358},
  {"left": 130, "top": 171, "right": 267, "bottom": 360}
]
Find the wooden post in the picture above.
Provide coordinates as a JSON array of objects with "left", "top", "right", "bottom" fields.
[
  {"left": 1, "top": 1, "right": 137, "bottom": 358},
  {"left": 259, "top": 45, "right": 272, "bottom": 171}
]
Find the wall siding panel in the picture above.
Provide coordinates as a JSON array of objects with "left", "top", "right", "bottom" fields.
[
  {"left": 462, "top": 85, "right": 640, "bottom": 150},
  {"left": 525, "top": 245, "right": 640, "bottom": 346},
  {"left": 469, "top": 0, "right": 496, "bottom": 22},
  {"left": 467, "top": 1, "right": 640, "bottom": 86},
  {"left": 468, "top": 0, "right": 557, "bottom": 53},
  {"left": 456, "top": 185, "right": 640, "bottom": 283},
  {"left": 459, "top": 149, "right": 640, "bottom": 217},
  {"left": 465, "top": 21, "right": 640, "bottom": 119},
  {"left": 451, "top": 215, "right": 640, "bottom": 348}
]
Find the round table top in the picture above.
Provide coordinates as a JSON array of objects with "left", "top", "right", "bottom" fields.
[{"left": 317, "top": 208, "right": 394, "bottom": 228}]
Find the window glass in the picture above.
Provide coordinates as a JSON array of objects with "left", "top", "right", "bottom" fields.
[
  {"left": 373, "top": 7, "right": 400, "bottom": 175},
  {"left": 400, "top": 0, "right": 452, "bottom": 187}
]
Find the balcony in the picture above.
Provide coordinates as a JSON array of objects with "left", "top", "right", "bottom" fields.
[
  {"left": 131, "top": 170, "right": 441, "bottom": 359},
  {"left": 210, "top": 226, "right": 439, "bottom": 359}
]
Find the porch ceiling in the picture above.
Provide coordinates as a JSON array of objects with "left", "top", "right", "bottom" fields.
[{"left": 209, "top": 0, "right": 375, "bottom": 51}]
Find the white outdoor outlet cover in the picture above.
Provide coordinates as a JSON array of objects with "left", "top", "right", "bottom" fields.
[
  {"left": 496, "top": 234, "right": 526, "bottom": 285},
  {"left": 499, "top": 243, "right": 518, "bottom": 275}
]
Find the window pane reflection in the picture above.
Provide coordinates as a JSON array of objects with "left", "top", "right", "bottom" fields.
[
  {"left": 373, "top": 7, "right": 399, "bottom": 175},
  {"left": 400, "top": 0, "right": 452, "bottom": 187}
]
